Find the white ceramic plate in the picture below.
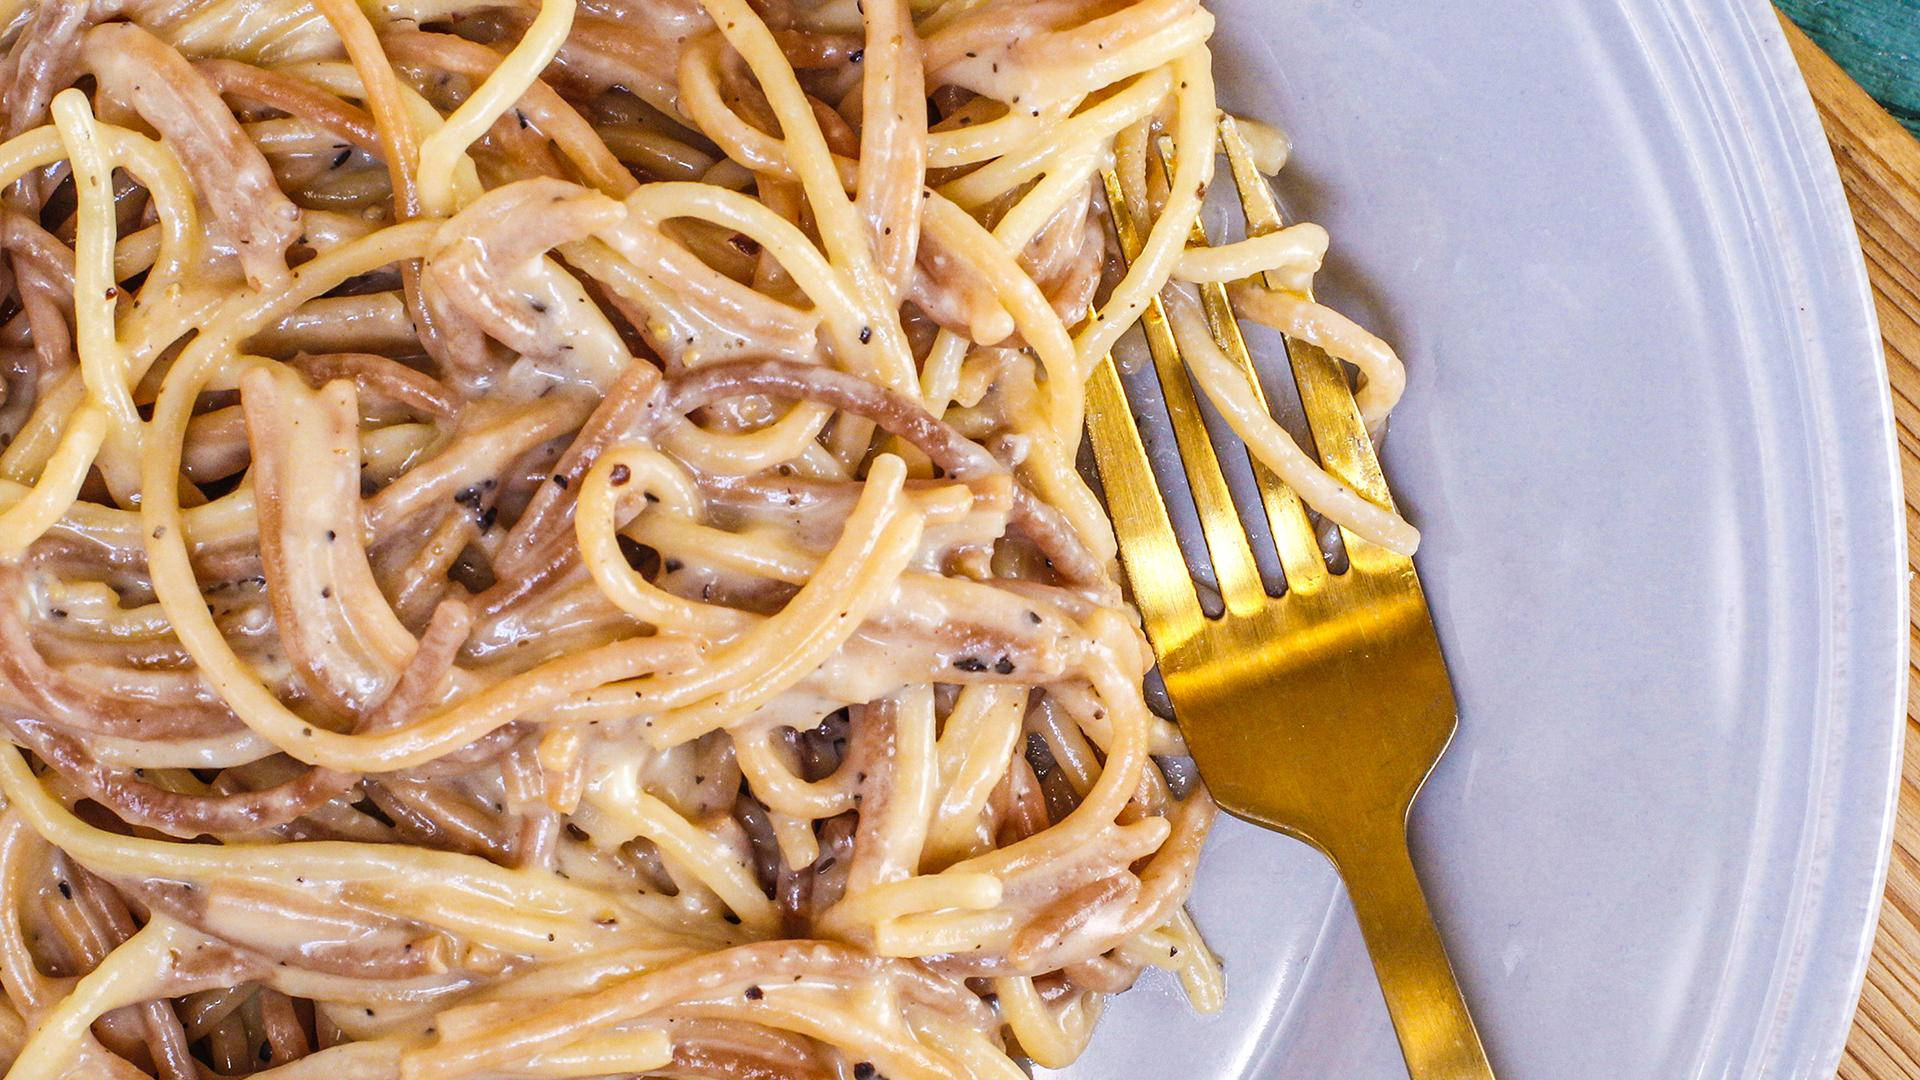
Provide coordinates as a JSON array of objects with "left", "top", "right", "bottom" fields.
[{"left": 1048, "top": 1, "right": 1908, "bottom": 1076}]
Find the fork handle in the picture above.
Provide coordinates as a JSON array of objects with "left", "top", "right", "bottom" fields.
[{"left": 1331, "top": 818, "right": 1496, "bottom": 1080}]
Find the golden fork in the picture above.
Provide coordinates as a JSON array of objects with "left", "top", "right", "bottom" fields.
[{"left": 1085, "top": 118, "right": 1496, "bottom": 1080}]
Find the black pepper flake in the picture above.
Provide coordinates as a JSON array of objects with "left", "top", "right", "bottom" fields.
[
  {"left": 103, "top": 286, "right": 116, "bottom": 299},
  {"left": 49, "top": 608, "right": 66, "bottom": 619},
  {"left": 516, "top": 109, "right": 530, "bottom": 129},
  {"left": 744, "top": 985, "right": 763, "bottom": 1001},
  {"left": 530, "top": 299, "right": 548, "bottom": 313},
  {"left": 553, "top": 474, "right": 569, "bottom": 489},
  {"left": 546, "top": 933, "right": 556, "bottom": 941},
  {"left": 609, "top": 463, "right": 631, "bottom": 486},
  {"left": 325, "top": 529, "right": 336, "bottom": 542},
  {"left": 858, "top": 325, "right": 872, "bottom": 344},
  {"left": 723, "top": 912, "right": 741, "bottom": 925},
  {"left": 320, "top": 587, "right": 332, "bottom": 599},
  {"left": 854, "top": 1064, "right": 878, "bottom": 1080},
  {"left": 56, "top": 881, "right": 70, "bottom": 900},
  {"left": 993, "top": 656, "right": 1014, "bottom": 675},
  {"left": 478, "top": 505, "right": 498, "bottom": 530},
  {"left": 1026, "top": 610, "right": 1042, "bottom": 624},
  {"left": 849, "top": 48, "right": 863, "bottom": 64},
  {"left": 663, "top": 558, "right": 682, "bottom": 573},
  {"left": 331, "top": 147, "right": 351, "bottom": 169},
  {"left": 952, "top": 656, "right": 988, "bottom": 672}
]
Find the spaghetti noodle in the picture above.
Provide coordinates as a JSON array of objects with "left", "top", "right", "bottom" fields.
[{"left": 0, "top": 0, "right": 1413, "bottom": 1074}]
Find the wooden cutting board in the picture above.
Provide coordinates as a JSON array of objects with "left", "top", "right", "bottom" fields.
[{"left": 1777, "top": 15, "right": 1920, "bottom": 1080}]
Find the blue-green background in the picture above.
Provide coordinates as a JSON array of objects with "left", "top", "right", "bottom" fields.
[{"left": 1779, "top": 0, "right": 1920, "bottom": 135}]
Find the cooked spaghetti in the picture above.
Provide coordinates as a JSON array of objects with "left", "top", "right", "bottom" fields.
[{"left": 0, "top": 0, "right": 1413, "bottom": 1074}]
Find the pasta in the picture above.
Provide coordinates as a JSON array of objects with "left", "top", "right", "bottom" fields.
[{"left": 0, "top": 0, "right": 1414, "bottom": 1075}]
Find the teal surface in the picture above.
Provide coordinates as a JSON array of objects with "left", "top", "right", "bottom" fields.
[{"left": 1779, "top": 0, "right": 1920, "bottom": 135}]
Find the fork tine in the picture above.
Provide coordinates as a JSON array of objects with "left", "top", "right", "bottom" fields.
[
  {"left": 1193, "top": 279, "right": 1330, "bottom": 593},
  {"left": 1219, "top": 118, "right": 1405, "bottom": 574},
  {"left": 1100, "top": 166, "right": 1267, "bottom": 617},
  {"left": 1084, "top": 355, "right": 1209, "bottom": 647},
  {"left": 1151, "top": 134, "right": 1329, "bottom": 595}
]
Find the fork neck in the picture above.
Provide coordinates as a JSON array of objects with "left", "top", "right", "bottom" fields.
[{"left": 1325, "top": 812, "right": 1498, "bottom": 1080}]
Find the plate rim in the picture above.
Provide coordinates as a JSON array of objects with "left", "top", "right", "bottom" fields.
[{"left": 1620, "top": 1, "right": 1907, "bottom": 1074}]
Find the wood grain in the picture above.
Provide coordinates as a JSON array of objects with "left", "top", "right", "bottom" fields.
[{"left": 1777, "top": 14, "right": 1920, "bottom": 1080}]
